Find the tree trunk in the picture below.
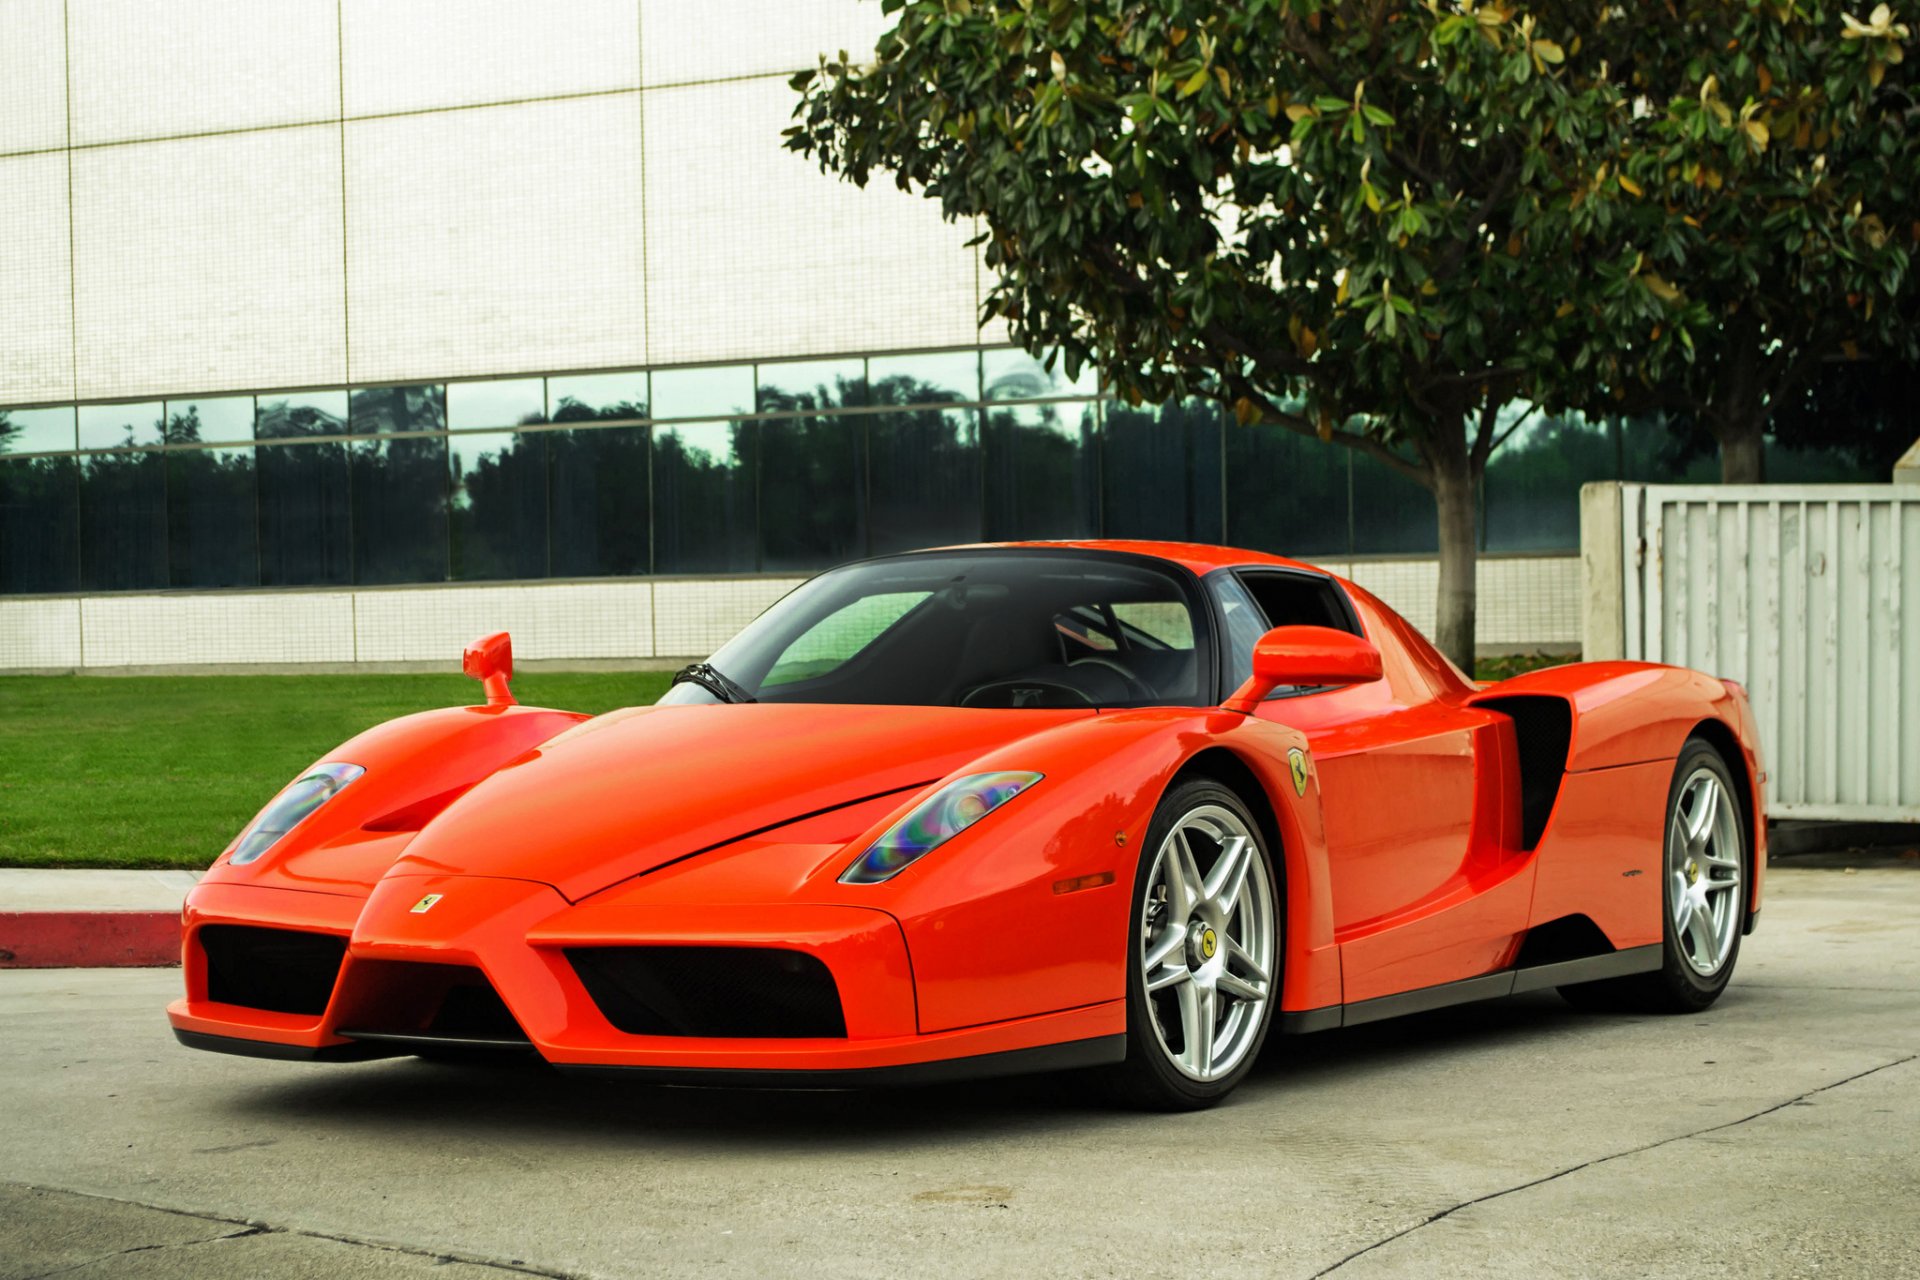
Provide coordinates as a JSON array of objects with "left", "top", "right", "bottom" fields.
[
  {"left": 1431, "top": 452, "right": 1478, "bottom": 676},
  {"left": 1717, "top": 412, "right": 1766, "bottom": 483}
]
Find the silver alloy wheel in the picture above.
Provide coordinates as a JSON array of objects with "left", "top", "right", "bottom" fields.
[
  {"left": 1667, "top": 767, "right": 1743, "bottom": 976},
  {"left": 1139, "top": 804, "right": 1277, "bottom": 1082}
]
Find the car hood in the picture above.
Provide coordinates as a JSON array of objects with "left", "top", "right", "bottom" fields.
[{"left": 391, "top": 702, "right": 1093, "bottom": 901}]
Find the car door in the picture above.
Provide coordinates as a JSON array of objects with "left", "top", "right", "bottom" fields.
[{"left": 1222, "top": 569, "right": 1533, "bottom": 1003}]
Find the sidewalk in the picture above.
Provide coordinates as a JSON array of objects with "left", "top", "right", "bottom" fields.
[{"left": 0, "top": 869, "right": 198, "bottom": 968}]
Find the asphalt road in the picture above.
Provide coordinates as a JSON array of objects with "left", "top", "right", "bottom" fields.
[{"left": 2, "top": 865, "right": 1917, "bottom": 1279}]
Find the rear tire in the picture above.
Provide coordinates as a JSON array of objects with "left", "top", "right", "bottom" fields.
[
  {"left": 1560, "top": 737, "right": 1747, "bottom": 1014},
  {"left": 1103, "top": 778, "right": 1280, "bottom": 1110}
]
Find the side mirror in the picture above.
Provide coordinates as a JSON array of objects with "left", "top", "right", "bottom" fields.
[
  {"left": 462, "top": 631, "right": 517, "bottom": 707},
  {"left": 1223, "top": 625, "right": 1381, "bottom": 713}
]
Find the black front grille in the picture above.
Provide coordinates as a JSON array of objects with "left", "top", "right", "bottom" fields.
[
  {"left": 567, "top": 946, "right": 848, "bottom": 1039},
  {"left": 200, "top": 925, "right": 347, "bottom": 1016}
]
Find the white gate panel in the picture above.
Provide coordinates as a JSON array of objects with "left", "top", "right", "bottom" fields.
[{"left": 1623, "top": 484, "right": 1918, "bottom": 822}]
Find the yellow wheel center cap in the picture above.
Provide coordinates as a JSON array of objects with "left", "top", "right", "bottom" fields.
[
  {"left": 1686, "top": 860, "right": 1699, "bottom": 885},
  {"left": 1200, "top": 927, "right": 1218, "bottom": 961}
]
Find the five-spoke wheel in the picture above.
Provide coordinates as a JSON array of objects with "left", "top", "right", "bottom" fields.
[{"left": 1108, "top": 778, "right": 1279, "bottom": 1109}]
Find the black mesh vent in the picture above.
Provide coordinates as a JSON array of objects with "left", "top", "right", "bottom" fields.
[
  {"left": 200, "top": 925, "right": 347, "bottom": 1016},
  {"left": 567, "top": 946, "right": 848, "bottom": 1039}
]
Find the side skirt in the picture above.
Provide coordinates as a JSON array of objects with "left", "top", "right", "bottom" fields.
[
  {"left": 557, "top": 1035, "right": 1128, "bottom": 1090},
  {"left": 1276, "top": 944, "right": 1663, "bottom": 1034}
]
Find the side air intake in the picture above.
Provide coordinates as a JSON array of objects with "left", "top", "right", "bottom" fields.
[
  {"left": 199, "top": 925, "right": 346, "bottom": 1016},
  {"left": 1476, "top": 694, "right": 1573, "bottom": 850}
]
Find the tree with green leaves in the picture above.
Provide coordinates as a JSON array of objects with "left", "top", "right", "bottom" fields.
[
  {"left": 790, "top": 0, "right": 1685, "bottom": 669},
  {"left": 1595, "top": 1, "right": 1917, "bottom": 482}
]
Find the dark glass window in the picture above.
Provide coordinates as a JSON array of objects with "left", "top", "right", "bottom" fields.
[
  {"left": 652, "top": 421, "right": 754, "bottom": 573},
  {"left": 78, "top": 402, "right": 163, "bottom": 450},
  {"left": 258, "top": 440, "right": 351, "bottom": 587},
  {"left": 1, "top": 406, "right": 77, "bottom": 454},
  {"left": 163, "top": 397, "right": 252, "bottom": 445},
  {"left": 868, "top": 404, "right": 980, "bottom": 555},
  {"left": 982, "top": 347, "right": 1096, "bottom": 401},
  {"left": 256, "top": 391, "right": 347, "bottom": 440},
  {"left": 167, "top": 447, "right": 258, "bottom": 588},
  {"left": 757, "top": 358, "right": 866, "bottom": 413},
  {"left": 350, "top": 384, "right": 445, "bottom": 436},
  {"left": 869, "top": 351, "right": 979, "bottom": 404},
  {"left": 349, "top": 435, "right": 449, "bottom": 585},
  {"left": 1349, "top": 452, "right": 1435, "bottom": 555},
  {"left": 758, "top": 414, "right": 862, "bottom": 572},
  {"left": 448, "top": 379, "right": 544, "bottom": 431},
  {"left": 0, "top": 455, "right": 79, "bottom": 592},
  {"left": 547, "top": 372, "right": 647, "bottom": 422},
  {"left": 1225, "top": 425, "right": 1352, "bottom": 558},
  {"left": 652, "top": 366, "right": 753, "bottom": 421},
  {"left": 1103, "top": 399, "right": 1224, "bottom": 544},
  {"left": 982, "top": 402, "right": 1098, "bottom": 541},
  {"left": 548, "top": 425, "right": 651, "bottom": 577},
  {"left": 679, "top": 549, "right": 1210, "bottom": 709},
  {"left": 79, "top": 451, "right": 167, "bottom": 590},
  {"left": 450, "top": 430, "right": 548, "bottom": 581}
]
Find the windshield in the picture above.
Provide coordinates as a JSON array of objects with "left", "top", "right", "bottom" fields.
[{"left": 659, "top": 551, "right": 1212, "bottom": 709}]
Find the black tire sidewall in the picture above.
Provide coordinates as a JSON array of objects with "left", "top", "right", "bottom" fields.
[{"left": 1120, "top": 778, "right": 1281, "bottom": 1108}]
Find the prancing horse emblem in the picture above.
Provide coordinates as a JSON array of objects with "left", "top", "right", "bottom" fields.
[
  {"left": 1288, "top": 748, "right": 1310, "bottom": 797},
  {"left": 410, "top": 893, "right": 443, "bottom": 914}
]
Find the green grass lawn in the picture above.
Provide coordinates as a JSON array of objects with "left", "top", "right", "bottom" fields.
[
  {"left": 0, "top": 672, "right": 669, "bottom": 870},
  {"left": 0, "top": 652, "right": 1571, "bottom": 871}
]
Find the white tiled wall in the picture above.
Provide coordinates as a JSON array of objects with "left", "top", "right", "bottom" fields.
[
  {"left": 641, "top": 0, "right": 889, "bottom": 86},
  {"left": 0, "top": 0, "right": 68, "bottom": 155},
  {"left": 0, "top": 559, "right": 1578, "bottom": 672},
  {"left": 0, "top": 151, "right": 75, "bottom": 405}
]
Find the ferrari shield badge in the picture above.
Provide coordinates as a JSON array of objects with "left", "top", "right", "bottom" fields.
[
  {"left": 1288, "top": 748, "right": 1310, "bottom": 796},
  {"left": 410, "top": 893, "right": 443, "bottom": 914}
]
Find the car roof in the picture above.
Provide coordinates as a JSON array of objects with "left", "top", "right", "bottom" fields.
[{"left": 965, "top": 540, "right": 1330, "bottom": 579}]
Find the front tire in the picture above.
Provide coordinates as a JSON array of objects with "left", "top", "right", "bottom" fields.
[
  {"left": 1104, "top": 778, "right": 1280, "bottom": 1110},
  {"left": 1561, "top": 737, "right": 1747, "bottom": 1013}
]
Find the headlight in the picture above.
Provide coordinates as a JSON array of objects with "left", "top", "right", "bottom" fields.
[
  {"left": 839, "top": 771, "right": 1041, "bottom": 885},
  {"left": 228, "top": 763, "right": 365, "bottom": 864}
]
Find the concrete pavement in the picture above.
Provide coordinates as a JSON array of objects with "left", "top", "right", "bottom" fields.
[{"left": 1, "top": 865, "right": 1916, "bottom": 1279}]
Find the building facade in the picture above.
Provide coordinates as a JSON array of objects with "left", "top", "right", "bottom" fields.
[{"left": 0, "top": 0, "right": 1865, "bottom": 670}]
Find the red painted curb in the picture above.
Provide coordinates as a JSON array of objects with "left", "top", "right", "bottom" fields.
[{"left": 0, "top": 912, "right": 182, "bottom": 968}]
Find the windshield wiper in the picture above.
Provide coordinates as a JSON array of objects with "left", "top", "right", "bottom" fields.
[{"left": 671, "top": 662, "right": 757, "bottom": 704}]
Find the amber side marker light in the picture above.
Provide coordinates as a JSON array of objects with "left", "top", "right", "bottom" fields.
[{"left": 1052, "top": 871, "right": 1116, "bottom": 896}]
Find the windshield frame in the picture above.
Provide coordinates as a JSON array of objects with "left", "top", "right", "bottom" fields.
[{"left": 662, "top": 545, "right": 1222, "bottom": 711}]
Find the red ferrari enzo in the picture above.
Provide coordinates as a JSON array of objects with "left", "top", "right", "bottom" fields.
[{"left": 171, "top": 542, "right": 1765, "bottom": 1109}]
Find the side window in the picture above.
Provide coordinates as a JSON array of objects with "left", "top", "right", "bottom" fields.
[
  {"left": 1212, "top": 575, "right": 1269, "bottom": 690},
  {"left": 1237, "top": 571, "right": 1361, "bottom": 636},
  {"left": 1111, "top": 602, "right": 1194, "bottom": 650},
  {"left": 762, "top": 591, "right": 930, "bottom": 687}
]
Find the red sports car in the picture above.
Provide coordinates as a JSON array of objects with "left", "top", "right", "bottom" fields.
[{"left": 171, "top": 542, "right": 1765, "bottom": 1109}]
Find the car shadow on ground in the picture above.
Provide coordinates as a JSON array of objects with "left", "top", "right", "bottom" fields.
[{"left": 214, "top": 990, "right": 1642, "bottom": 1150}]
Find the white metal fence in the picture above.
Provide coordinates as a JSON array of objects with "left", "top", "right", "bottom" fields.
[{"left": 1592, "top": 483, "right": 1920, "bottom": 822}]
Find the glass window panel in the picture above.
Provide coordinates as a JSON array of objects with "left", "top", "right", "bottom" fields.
[
  {"left": 868, "top": 405, "right": 980, "bottom": 555},
  {"left": 166, "top": 447, "right": 258, "bottom": 588},
  {"left": 548, "top": 425, "right": 651, "bottom": 577},
  {"left": 1224, "top": 424, "right": 1351, "bottom": 559},
  {"left": 547, "top": 370, "right": 648, "bottom": 423},
  {"left": 1103, "top": 399, "right": 1225, "bottom": 544},
  {"left": 450, "top": 430, "right": 549, "bottom": 581},
  {"left": 448, "top": 378, "right": 546, "bottom": 430},
  {"left": 868, "top": 350, "right": 980, "bottom": 405},
  {"left": 79, "top": 451, "right": 167, "bottom": 590},
  {"left": 982, "top": 401, "right": 1098, "bottom": 541},
  {"left": 1350, "top": 453, "right": 1436, "bottom": 555},
  {"left": 757, "top": 358, "right": 866, "bottom": 413},
  {"left": 0, "top": 455, "right": 79, "bottom": 593},
  {"left": 163, "top": 396, "right": 253, "bottom": 445},
  {"left": 1, "top": 406, "right": 77, "bottom": 454},
  {"left": 982, "top": 347, "right": 1098, "bottom": 401},
  {"left": 349, "top": 435, "right": 449, "bottom": 585},
  {"left": 1483, "top": 412, "right": 1614, "bottom": 552},
  {"left": 650, "top": 365, "right": 754, "bottom": 421},
  {"left": 757, "top": 414, "right": 862, "bottom": 573},
  {"left": 256, "top": 390, "right": 348, "bottom": 440},
  {"left": 258, "top": 440, "right": 351, "bottom": 586},
  {"left": 78, "top": 402, "right": 163, "bottom": 450},
  {"left": 350, "top": 383, "right": 446, "bottom": 435},
  {"left": 651, "top": 420, "right": 754, "bottom": 573}
]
